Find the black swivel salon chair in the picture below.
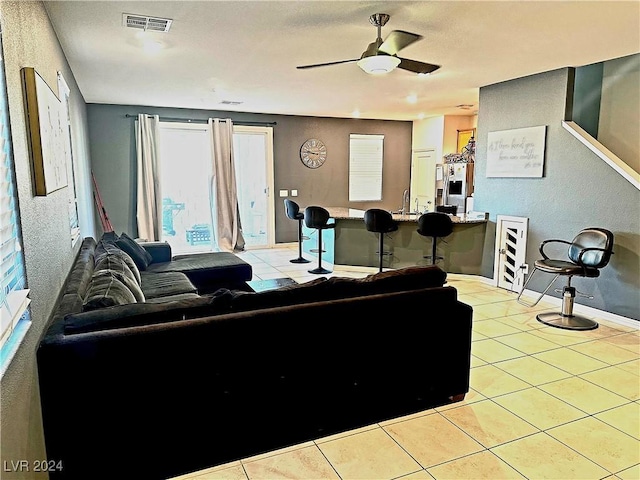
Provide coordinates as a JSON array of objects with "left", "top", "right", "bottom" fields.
[
  {"left": 364, "top": 209, "right": 398, "bottom": 273},
  {"left": 304, "top": 206, "right": 335, "bottom": 274},
  {"left": 517, "top": 227, "right": 614, "bottom": 331},
  {"left": 417, "top": 212, "right": 454, "bottom": 266},
  {"left": 284, "top": 199, "right": 310, "bottom": 264}
]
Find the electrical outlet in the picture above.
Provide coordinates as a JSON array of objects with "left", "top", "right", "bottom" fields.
[{"left": 520, "top": 263, "right": 529, "bottom": 274}]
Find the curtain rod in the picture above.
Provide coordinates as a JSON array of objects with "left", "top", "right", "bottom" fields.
[{"left": 125, "top": 114, "right": 276, "bottom": 127}]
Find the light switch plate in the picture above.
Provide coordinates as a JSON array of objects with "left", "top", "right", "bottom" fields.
[
  {"left": 291, "top": 189, "right": 298, "bottom": 197},
  {"left": 279, "top": 189, "right": 288, "bottom": 197}
]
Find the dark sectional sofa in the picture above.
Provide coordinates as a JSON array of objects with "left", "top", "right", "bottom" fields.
[{"left": 38, "top": 235, "right": 473, "bottom": 480}]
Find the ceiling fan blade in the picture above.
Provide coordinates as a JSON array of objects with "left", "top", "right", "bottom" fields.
[
  {"left": 397, "top": 57, "right": 440, "bottom": 75},
  {"left": 296, "top": 58, "right": 359, "bottom": 70},
  {"left": 379, "top": 30, "right": 422, "bottom": 55}
]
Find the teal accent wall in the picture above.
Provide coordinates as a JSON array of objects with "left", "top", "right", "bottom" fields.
[
  {"left": 573, "top": 62, "right": 603, "bottom": 137},
  {"left": 474, "top": 68, "right": 639, "bottom": 320}
]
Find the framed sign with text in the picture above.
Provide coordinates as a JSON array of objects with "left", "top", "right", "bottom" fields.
[{"left": 486, "top": 126, "right": 546, "bottom": 178}]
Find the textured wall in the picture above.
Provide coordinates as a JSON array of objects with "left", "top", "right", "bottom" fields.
[
  {"left": 474, "top": 67, "right": 639, "bottom": 320},
  {"left": 0, "top": 2, "right": 94, "bottom": 477},
  {"left": 86, "top": 104, "right": 413, "bottom": 243}
]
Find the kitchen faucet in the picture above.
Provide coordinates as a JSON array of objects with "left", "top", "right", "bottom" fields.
[{"left": 401, "top": 189, "right": 410, "bottom": 214}]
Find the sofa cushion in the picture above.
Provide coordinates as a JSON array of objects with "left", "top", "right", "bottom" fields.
[
  {"left": 116, "top": 232, "right": 154, "bottom": 270},
  {"left": 64, "top": 237, "right": 97, "bottom": 298},
  {"left": 83, "top": 271, "right": 138, "bottom": 311},
  {"left": 144, "top": 251, "right": 252, "bottom": 284},
  {"left": 65, "top": 290, "right": 233, "bottom": 334},
  {"left": 95, "top": 241, "right": 142, "bottom": 285},
  {"left": 345, "top": 265, "right": 446, "bottom": 293},
  {"left": 227, "top": 265, "right": 446, "bottom": 312},
  {"left": 42, "top": 293, "right": 85, "bottom": 338},
  {"left": 229, "top": 277, "right": 328, "bottom": 311},
  {"left": 144, "top": 293, "right": 201, "bottom": 303},
  {"left": 95, "top": 253, "right": 141, "bottom": 288},
  {"left": 140, "top": 271, "right": 198, "bottom": 299}
]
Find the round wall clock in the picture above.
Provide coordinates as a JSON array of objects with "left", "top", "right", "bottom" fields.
[{"left": 300, "top": 138, "right": 327, "bottom": 169}]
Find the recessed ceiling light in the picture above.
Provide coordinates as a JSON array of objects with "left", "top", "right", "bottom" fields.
[
  {"left": 417, "top": 113, "right": 425, "bottom": 120},
  {"left": 142, "top": 39, "right": 163, "bottom": 54},
  {"left": 351, "top": 109, "right": 361, "bottom": 118},
  {"left": 406, "top": 94, "right": 418, "bottom": 104}
]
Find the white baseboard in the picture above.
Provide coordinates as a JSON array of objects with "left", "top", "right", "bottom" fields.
[
  {"left": 449, "top": 273, "right": 638, "bottom": 330},
  {"left": 518, "top": 288, "right": 639, "bottom": 330}
]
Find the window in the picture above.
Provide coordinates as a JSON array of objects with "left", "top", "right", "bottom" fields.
[
  {"left": 0, "top": 27, "right": 30, "bottom": 374},
  {"left": 157, "top": 121, "right": 275, "bottom": 254},
  {"left": 349, "top": 134, "right": 384, "bottom": 201}
]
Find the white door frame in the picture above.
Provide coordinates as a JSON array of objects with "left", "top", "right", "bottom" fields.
[{"left": 494, "top": 215, "right": 529, "bottom": 292}]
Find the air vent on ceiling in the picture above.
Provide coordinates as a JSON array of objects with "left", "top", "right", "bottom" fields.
[
  {"left": 122, "top": 13, "right": 173, "bottom": 33},
  {"left": 219, "top": 100, "right": 244, "bottom": 106}
]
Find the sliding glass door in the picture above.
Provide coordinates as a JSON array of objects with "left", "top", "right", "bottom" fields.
[
  {"left": 233, "top": 126, "right": 274, "bottom": 248},
  {"left": 158, "top": 122, "right": 274, "bottom": 255},
  {"left": 158, "top": 123, "right": 214, "bottom": 254}
]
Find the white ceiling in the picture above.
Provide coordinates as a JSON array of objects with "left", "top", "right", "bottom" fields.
[{"left": 44, "top": 1, "right": 640, "bottom": 121}]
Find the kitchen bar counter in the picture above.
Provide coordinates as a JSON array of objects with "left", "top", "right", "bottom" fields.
[
  {"left": 325, "top": 207, "right": 487, "bottom": 224},
  {"left": 325, "top": 207, "right": 487, "bottom": 274}
]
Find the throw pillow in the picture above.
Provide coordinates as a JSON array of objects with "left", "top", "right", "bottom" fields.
[
  {"left": 116, "top": 232, "right": 154, "bottom": 271},
  {"left": 94, "top": 268, "right": 145, "bottom": 303},
  {"left": 95, "top": 241, "right": 142, "bottom": 285},
  {"left": 83, "top": 271, "right": 138, "bottom": 311},
  {"left": 95, "top": 253, "right": 139, "bottom": 285}
]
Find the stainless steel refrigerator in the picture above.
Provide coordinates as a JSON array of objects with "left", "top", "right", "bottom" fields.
[{"left": 444, "top": 162, "right": 474, "bottom": 214}]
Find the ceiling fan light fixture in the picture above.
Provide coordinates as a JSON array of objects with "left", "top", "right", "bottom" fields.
[{"left": 357, "top": 55, "right": 400, "bottom": 74}]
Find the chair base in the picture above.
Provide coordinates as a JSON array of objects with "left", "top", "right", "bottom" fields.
[
  {"left": 536, "top": 312, "right": 599, "bottom": 331},
  {"left": 423, "top": 255, "right": 444, "bottom": 264},
  {"left": 290, "top": 257, "right": 310, "bottom": 264},
  {"left": 308, "top": 267, "right": 332, "bottom": 275}
]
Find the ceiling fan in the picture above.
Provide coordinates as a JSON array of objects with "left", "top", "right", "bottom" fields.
[{"left": 296, "top": 13, "right": 440, "bottom": 75}]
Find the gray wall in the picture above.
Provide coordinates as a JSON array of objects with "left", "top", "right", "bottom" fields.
[
  {"left": 599, "top": 53, "right": 640, "bottom": 173},
  {"left": 87, "top": 104, "right": 412, "bottom": 243},
  {"left": 0, "top": 1, "right": 95, "bottom": 478},
  {"left": 475, "top": 68, "right": 639, "bottom": 321}
]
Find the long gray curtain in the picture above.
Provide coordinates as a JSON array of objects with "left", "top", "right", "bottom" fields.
[
  {"left": 208, "top": 118, "right": 245, "bottom": 252},
  {"left": 135, "top": 114, "right": 162, "bottom": 241}
]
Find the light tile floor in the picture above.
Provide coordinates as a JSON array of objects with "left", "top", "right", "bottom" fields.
[{"left": 171, "top": 245, "right": 640, "bottom": 480}]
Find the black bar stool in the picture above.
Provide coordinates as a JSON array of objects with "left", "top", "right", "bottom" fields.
[
  {"left": 304, "top": 206, "right": 335, "bottom": 274},
  {"left": 417, "top": 212, "right": 453, "bottom": 265},
  {"left": 364, "top": 209, "right": 398, "bottom": 272},
  {"left": 284, "top": 199, "right": 310, "bottom": 264}
]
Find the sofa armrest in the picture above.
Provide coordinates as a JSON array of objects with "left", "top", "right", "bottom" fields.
[{"left": 140, "top": 242, "right": 172, "bottom": 263}]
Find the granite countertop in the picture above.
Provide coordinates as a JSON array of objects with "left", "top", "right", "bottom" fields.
[{"left": 324, "top": 207, "right": 487, "bottom": 224}]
